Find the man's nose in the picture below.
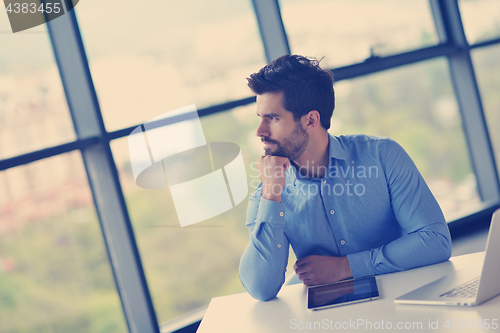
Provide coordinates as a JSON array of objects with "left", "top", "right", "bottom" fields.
[{"left": 256, "top": 120, "right": 269, "bottom": 138}]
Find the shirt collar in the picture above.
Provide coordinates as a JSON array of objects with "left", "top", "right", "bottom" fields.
[
  {"left": 288, "top": 134, "right": 347, "bottom": 182},
  {"left": 328, "top": 134, "right": 347, "bottom": 162}
]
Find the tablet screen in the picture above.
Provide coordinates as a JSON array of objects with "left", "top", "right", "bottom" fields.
[{"left": 307, "top": 276, "right": 379, "bottom": 310}]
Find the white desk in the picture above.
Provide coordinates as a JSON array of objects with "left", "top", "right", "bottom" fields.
[{"left": 197, "top": 252, "right": 500, "bottom": 332}]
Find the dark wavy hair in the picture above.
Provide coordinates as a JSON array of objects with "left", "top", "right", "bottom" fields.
[{"left": 247, "top": 55, "right": 335, "bottom": 130}]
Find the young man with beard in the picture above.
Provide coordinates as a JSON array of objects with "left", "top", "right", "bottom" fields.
[{"left": 239, "top": 55, "right": 452, "bottom": 301}]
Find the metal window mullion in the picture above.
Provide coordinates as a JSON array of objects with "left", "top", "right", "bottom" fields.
[
  {"left": 332, "top": 44, "right": 458, "bottom": 81},
  {"left": 46, "top": 11, "right": 159, "bottom": 333},
  {"left": 431, "top": 0, "right": 500, "bottom": 203},
  {"left": 252, "top": 0, "right": 290, "bottom": 63},
  {"left": 429, "top": 0, "right": 448, "bottom": 43}
]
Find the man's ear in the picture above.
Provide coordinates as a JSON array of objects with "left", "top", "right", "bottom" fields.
[{"left": 303, "top": 110, "right": 321, "bottom": 129}]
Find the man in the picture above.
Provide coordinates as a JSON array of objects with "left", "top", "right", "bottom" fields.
[{"left": 239, "top": 54, "right": 452, "bottom": 301}]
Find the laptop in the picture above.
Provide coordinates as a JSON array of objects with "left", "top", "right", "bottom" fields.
[{"left": 395, "top": 208, "right": 500, "bottom": 306}]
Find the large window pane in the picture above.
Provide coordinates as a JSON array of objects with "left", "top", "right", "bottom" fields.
[
  {"left": 280, "top": 0, "right": 438, "bottom": 68},
  {"left": 331, "top": 59, "right": 480, "bottom": 220},
  {"left": 0, "top": 152, "right": 126, "bottom": 332},
  {"left": 0, "top": 12, "right": 75, "bottom": 159},
  {"left": 459, "top": 0, "right": 500, "bottom": 45},
  {"left": 111, "top": 104, "right": 299, "bottom": 324},
  {"left": 75, "top": 0, "right": 266, "bottom": 132},
  {"left": 472, "top": 45, "right": 500, "bottom": 181}
]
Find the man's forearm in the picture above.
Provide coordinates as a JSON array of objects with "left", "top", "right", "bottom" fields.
[
  {"left": 239, "top": 208, "right": 289, "bottom": 301},
  {"left": 347, "top": 221, "right": 452, "bottom": 278}
]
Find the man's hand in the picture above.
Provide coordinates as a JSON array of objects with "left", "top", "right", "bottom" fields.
[
  {"left": 256, "top": 155, "right": 289, "bottom": 202},
  {"left": 293, "top": 255, "right": 353, "bottom": 286}
]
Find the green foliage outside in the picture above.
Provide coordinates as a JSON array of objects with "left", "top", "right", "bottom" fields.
[
  {"left": 0, "top": 209, "right": 126, "bottom": 333},
  {"left": 334, "top": 58, "right": 473, "bottom": 182}
]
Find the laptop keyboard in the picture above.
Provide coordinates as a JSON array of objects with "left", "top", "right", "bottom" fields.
[{"left": 439, "top": 277, "right": 480, "bottom": 298}]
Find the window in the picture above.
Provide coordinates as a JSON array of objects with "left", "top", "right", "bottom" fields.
[
  {"left": 111, "top": 104, "right": 265, "bottom": 323},
  {"left": 0, "top": 15, "right": 74, "bottom": 159},
  {"left": 472, "top": 44, "right": 500, "bottom": 179},
  {"left": 0, "top": 153, "right": 126, "bottom": 332},
  {"left": 2, "top": 0, "right": 500, "bottom": 332},
  {"left": 74, "top": 0, "right": 266, "bottom": 132},
  {"left": 459, "top": 0, "right": 500, "bottom": 45},
  {"left": 280, "top": 0, "right": 439, "bottom": 68},
  {"left": 0, "top": 12, "right": 124, "bottom": 332}
]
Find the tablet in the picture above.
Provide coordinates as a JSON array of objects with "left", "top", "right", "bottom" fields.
[{"left": 307, "top": 276, "right": 379, "bottom": 310}]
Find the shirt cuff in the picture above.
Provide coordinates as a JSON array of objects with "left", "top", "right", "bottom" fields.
[
  {"left": 256, "top": 198, "right": 286, "bottom": 225},
  {"left": 347, "top": 251, "right": 376, "bottom": 278}
]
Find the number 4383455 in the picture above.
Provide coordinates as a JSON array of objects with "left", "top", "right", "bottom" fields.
[
  {"left": 6, "top": 2, "right": 61, "bottom": 14},
  {"left": 443, "top": 319, "right": 498, "bottom": 330}
]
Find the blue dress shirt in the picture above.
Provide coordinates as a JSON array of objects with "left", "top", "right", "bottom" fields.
[{"left": 239, "top": 134, "right": 452, "bottom": 301}]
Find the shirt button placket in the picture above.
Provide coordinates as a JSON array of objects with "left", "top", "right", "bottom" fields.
[{"left": 278, "top": 212, "right": 284, "bottom": 249}]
